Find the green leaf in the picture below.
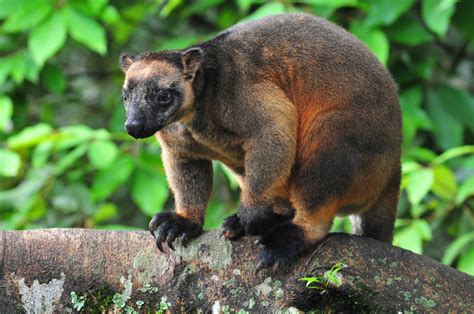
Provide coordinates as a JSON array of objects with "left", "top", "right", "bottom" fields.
[
  {"left": 41, "top": 64, "right": 66, "bottom": 94},
  {"left": 394, "top": 224, "right": 424, "bottom": 254},
  {"left": 0, "top": 55, "right": 13, "bottom": 86},
  {"left": 156, "top": 36, "right": 200, "bottom": 51},
  {"left": 426, "top": 89, "right": 463, "bottom": 149},
  {"left": 63, "top": 7, "right": 107, "bottom": 55},
  {"left": 86, "top": 0, "right": 108, "bottom": 15},
  {"left": 431, "top": 85, "right": 474, "bottom": 132},
  {"left": 32, "top": 141, "right": 53, "bottom": 168},
  {"left": 404, "top": 147, "right": 437, "bottom": 163},
  {"left": 432, "top": 145, "right": 474, "bottom": 165},
  {"left": 456, "top": 176, "right": 474, "bottom": 205},
  {"left": 350, "top": 23, "right": 389, "bottom": 65},
  {"left": 442, "top": 231, "right": 474, "bottom": 265},
  {"left": 219, "top": 162, "right": 240, "bottom": 190},
  {"left": 364, "top": 0, "right": 415, "bottom": 26},
  {"left": 413, "top": 219, "right": 432, "bottom": 241},
  {"left": 240, "top": 2, "right": 286, "bottom": 22},
  {"left": 422, "top": 0, "right": 456, "bottom": 38},
  {"left": 87, "top": 140, "right": 118, "bottom": 169},
  {"left": 457, "top": 245, "right": 474, "bottom": 275},
  {"left": 101, "top": 5, "right": 121, "bottom": 25},
  {"left": 204, "top": 201, "right": 229, "bottom": 230},
  {"left": 431, "top": 165, "right": 458, "bottom": 200},
  {"left": 386, "top": 13, "right": 433, "bottom": 46},
  {"left": 2, "top": 2, "right": 51, "bottom": 33},
  {"left": 131, "top": 167, "right": 169, "bottom": 216},
  {"left": 400, "top": 86, "right": 432, "bottom": 145},
  {"left": 402, "top": 161, "right": 421, "bottom": 175},
  {"left": 406, "top": 168, "right": 434, "bottom": 206},
  {"left": 7, "top": 123, "right": 53, "bottom": 149},
  {"left": 296, "top": 0, "right": 360, "bottom": 8},
  {"left": 453, "top": 0, "right": 474, "bottom": 41},
  {"left": 28, "top": 13, "right": 67, "bottom": 66},
  {"left": 92, "top": 203, "right": 118, "bottom": 224},
  {"left": 9, "top": 52, "right": 28, "bottom": 84},
  {"left": 0, "top": 148, "right": 21, "bottom": 177},
  {"left": 56, "top": 125, "right": 95, "bottom": 150},
  {"left": 0, "top": 95, "right": 13, "bottom": 132},
  {"left": 91, "top": 155, "right": 134, "bottom": 201},
  {"left": 55, "top": 143, "right": 89, "bottom": 175},
  {"left": 0, "top": 0, "right": 26, "bottom": 19}
]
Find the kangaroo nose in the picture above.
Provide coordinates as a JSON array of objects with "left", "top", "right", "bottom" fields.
[{"left": 125, "top": 119, "right": 145, "bottom": 138}]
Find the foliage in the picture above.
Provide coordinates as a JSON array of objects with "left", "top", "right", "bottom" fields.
[
  {"left": 0, "top": 0, "right": 473, "bottom": 275},
  {"left": 70, "top": 291, "right": 87, "bottom": 311},
  {"left": 300, "top": 262, "right": 346, "bottom": 290}
]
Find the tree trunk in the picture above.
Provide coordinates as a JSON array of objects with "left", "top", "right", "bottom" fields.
[{"left": 1, "top": 229, "right": 473, "bottom": 313}]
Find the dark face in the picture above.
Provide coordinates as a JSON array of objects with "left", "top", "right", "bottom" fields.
[
  {"left": 119, "top": 49, "right": 202, "bottom": 139},
  {"left": 122, "top": 75, "right": 187, "bottom": 139}
]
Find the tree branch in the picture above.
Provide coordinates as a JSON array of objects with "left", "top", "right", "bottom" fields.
[{"left": 1, "top": 229, "right": 473, "bottom": 312}]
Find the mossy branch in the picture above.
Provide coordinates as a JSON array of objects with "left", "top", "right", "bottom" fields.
[{"left": 1, "top": 229, "right": 473, "bottom": 312}]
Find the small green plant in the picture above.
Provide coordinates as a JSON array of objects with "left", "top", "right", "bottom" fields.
[
  {"left": 156, "top": 296, "right": 170, "bottom": 314},
  {"left": 112, "top": 293, "right": 126, "bottom": 308},
  {"left": 300, "top": 262, "right": 346, "bottom": 290},
  {"left": 70, "top": 291, "right": 87, "bottom": 311},
  {"left": 139, "top": 283, "right": 159, "bottom": 293},
  {"left": 136, "top": 300, "right": 144, "bottom": 308}
]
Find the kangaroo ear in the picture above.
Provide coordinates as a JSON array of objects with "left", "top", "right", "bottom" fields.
[
  {"left": 181, "top": 48, "right": 203, "bottom": 81},
  {"left": 120, "top": 53, "right": 135, "bottom": 73}
]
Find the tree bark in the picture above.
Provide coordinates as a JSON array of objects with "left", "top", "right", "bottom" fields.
[{"left": 0, "top": 229, "right": 473, "bottom": 313}]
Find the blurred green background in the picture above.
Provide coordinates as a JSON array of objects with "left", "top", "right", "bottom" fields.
[{"left": 0, "top": 0, "right": 473, "bottom": 275}]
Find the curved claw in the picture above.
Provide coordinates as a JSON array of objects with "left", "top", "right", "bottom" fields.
[
  {"left": 166, "top": 229, "right": 179, "bottom": 251},
  {"left": 156, "top": 237, "right": 165, "bottom": 253},
  {"left": 155, "top": 223, "right": 170, "bottom": 253},
  {"left": 272, "top": 259, "right": 281, "bottom": 273},
  {"left": 180, "top": 233, "right": 189, "bottom": 248},
  {"left": 254, "top": 259, "right": 268, "bottom": 275},
  {"left": 254, "top": 238, "right": 264, "bottom": 246}
]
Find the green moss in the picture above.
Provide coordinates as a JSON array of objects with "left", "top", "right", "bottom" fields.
[
  {"left": 415, "top": 297, "right": 436, "bottom": 309},
  {"left": 403, "top": 291, "right": 412, "bottom": 301},
  {"left": 274, "top": 288, "right": 284, "bottom": 299},
  {"left": 132, "top": 247, "right": 159, "bottom": 286},
  {"left": 184, "top": 264, "right": 196, "bottom": 274},
  {"left": 273, "top": 280, "right": 282, "bottom": 288},
  {"left": 248, "top": 298, "right": 256, "bottom": 309},
  {"left": 198, "top": 292, "right": 204, "bottom": 300},
  {"left": 374, "top": 275, "right": 383, "bottom": 284}
]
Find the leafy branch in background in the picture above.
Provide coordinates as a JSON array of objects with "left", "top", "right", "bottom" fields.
[{"left": 0, "top": 0, "right": 473, "bottom": 276}]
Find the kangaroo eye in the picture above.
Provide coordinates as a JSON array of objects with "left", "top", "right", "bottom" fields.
[
  {"left": 122, "top": 90, "right": 128, "bottom": 101},
  {"left": 157, "top": 90, "right": 171, "bottom": 104}
]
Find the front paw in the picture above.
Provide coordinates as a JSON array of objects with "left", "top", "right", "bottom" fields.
[
  {"left": 254, "top": 222, "right": 314, "bottom": 273},
  {"left": 238, "top": 204, "right": 290, "bottom": 236},
  {"left": 220, "top": 214, "right": 245, "bottom": 240},
  {"left": 149, "top": 212, "right": 202, "bottom": 252}
]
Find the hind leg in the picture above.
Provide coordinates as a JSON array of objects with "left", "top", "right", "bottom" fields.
[
  {"left": 351, "top": 172, "right": 400, "bottom": 243},
  {"left": 253, "top": 141, "right": 358, "bottom": 271}
]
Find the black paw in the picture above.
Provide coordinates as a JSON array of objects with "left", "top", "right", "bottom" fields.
[
  {"left": 254, "top": 222, "right": 313, "bottom": 273},
  {"left": 149, "top": 212, "right": 202, "bottom": 252},
  {"left": 220, "top": 214, "right": 245, "bottom": 240},
  {"left": 238, "top": 204, "right": 290, "bottom": 236}
]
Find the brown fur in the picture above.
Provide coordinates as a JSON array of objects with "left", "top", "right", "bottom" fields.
[{"left": 120, "top": 13, "right": 402, "bottom": 262}]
